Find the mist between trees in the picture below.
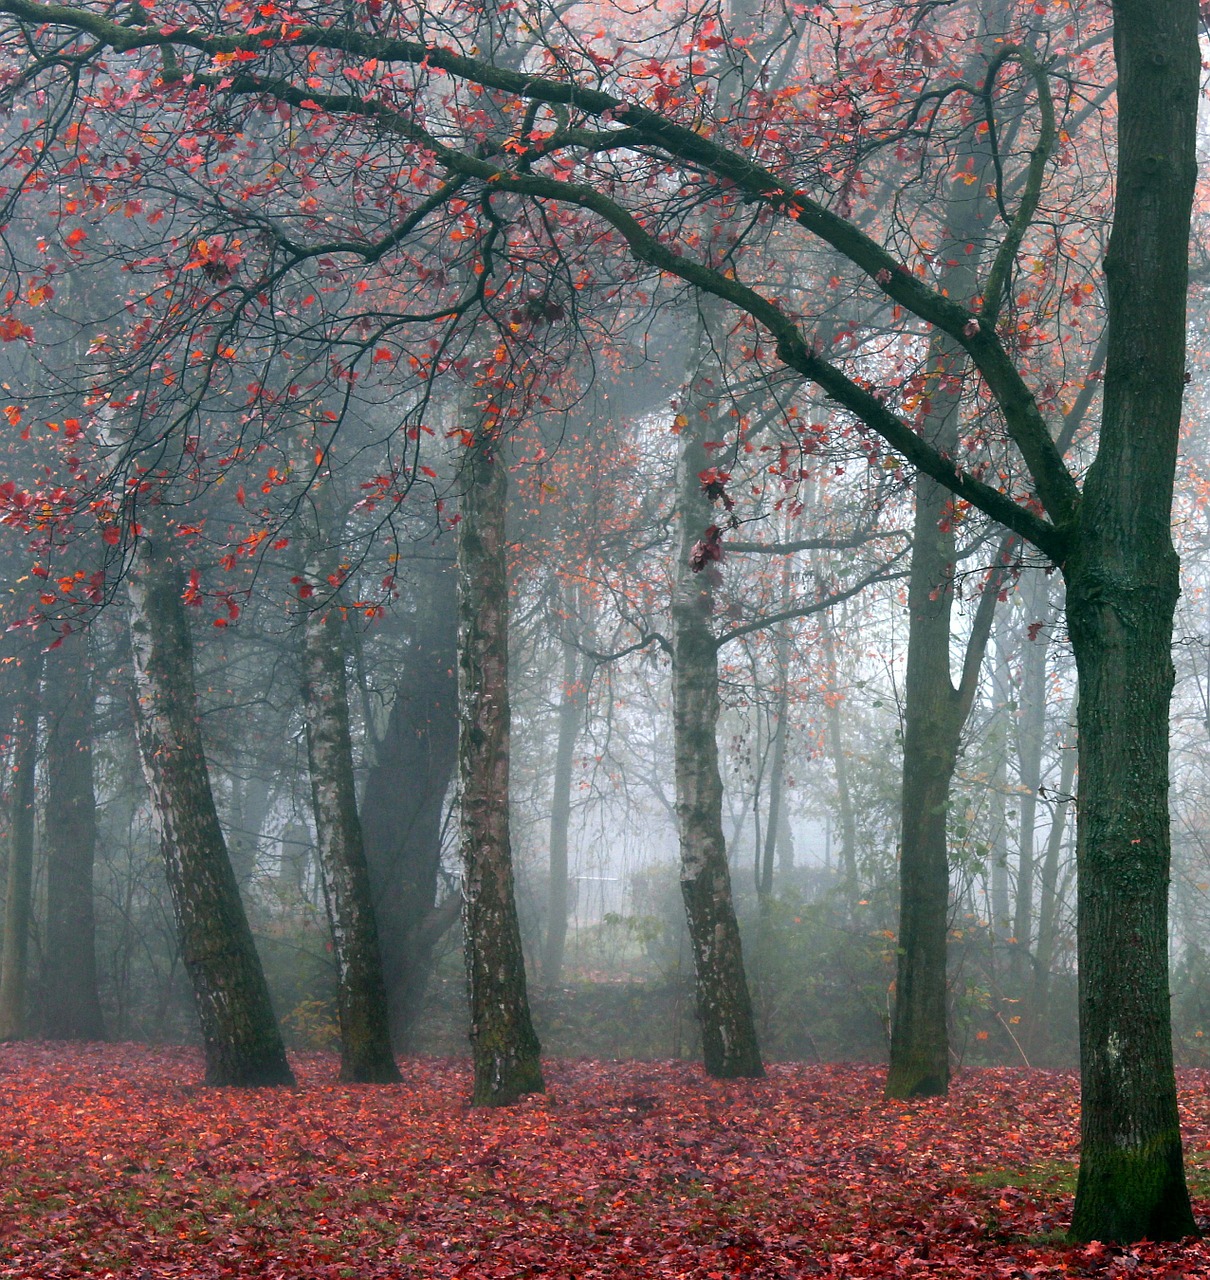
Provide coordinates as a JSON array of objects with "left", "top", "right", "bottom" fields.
[{"left": 0, "top": 0, "right": 1205, "bottom": 1245}]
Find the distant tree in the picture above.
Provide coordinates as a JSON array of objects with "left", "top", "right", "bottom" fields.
[{"left": 42, "top": 629, "right": 106, "bottom": 1041}]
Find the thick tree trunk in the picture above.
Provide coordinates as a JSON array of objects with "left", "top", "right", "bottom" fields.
[
  {"left": 542, "top": 627, "right": 584, "bottom": 985},
  {"left": 672, "top": 408, "right": 763, "bottom": 1080},
  {"left": 360, "top": 557, "right": 459, "bottom": 1050},
  {"left": 457, "top": 434, "right": 543, "bottom": 1105},
  {"left": 0, "top": 655, "right": 41, "bottom": 1040},
  {"left": 1066, "top": 0, "right": 1197, "bottom": 1241},
  {"left": 42, "top": 636, "right": 105, "bottom": 1041},
  {"left": 127, "top": 532, "right": 294, "bottom": 1087},
  {"left": 301, "top": 569, "right": 400, "bottom": 1084}
]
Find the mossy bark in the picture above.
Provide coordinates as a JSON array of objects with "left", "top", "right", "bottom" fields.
[
  {"left": 128, "top": 533, "right": 294, "bottom": 1087},
  {"left": 457, "top": 434, "right": 544, "bottom": 1106},
  {"left": 1066, "top": 1, "right": 1198, "bottom": 1242}
]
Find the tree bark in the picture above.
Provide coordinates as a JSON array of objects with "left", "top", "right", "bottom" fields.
[
  {"left": 301, "top": 568, "right": 400, "bottom": 1084},
  {"left": 1066, "top": 0, "right": 1198, "bottom": 1240},
  {"left": 672, "top": 390, "right": 763, "bottom": 1080},
  {"left": 127, "top": 532, "right": 294, "bottom": 1086},
  {"left": 0, "top": 654, "right": 41, "bottom": 1040},
  {"left": 884, "top": 423, "right": 965, "bottom": 1098},
  {"left": 42, "top": 634, "right": 105, "bottom": 1041},
  {"left": 457, "top": 431, "right": 544, "bottom": 1105}
]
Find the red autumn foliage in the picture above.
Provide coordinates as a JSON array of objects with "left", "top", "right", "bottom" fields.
[{"left": 1, "top": 1044, "right": 1208, "bottom": 1278}]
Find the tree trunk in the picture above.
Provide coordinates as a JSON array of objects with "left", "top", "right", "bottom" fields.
[
  {"left": 759, "top": 665, "right": 789, "bottom": 901},
  {"left": 542, "top": 624, "right": 585, "bottom": 985},
  {"left": 672, "top": 395, "right": 763, "bottom": 1080},
  {"left": 988, "top": 619, "right": 1014, "bottom": 941},
  {"left": 759, "top": 562, "right": 793, "bottom": 901},
  {"left": 457, "top": 431, "right": 543, "bottom": 1105},
  {"left": 1066, "top": 0, "right": 1197, "bottom": 1241},
  {"left": 0, "top": 654, "right": 41, "bottom": 1040},
  {"left": 42, "top": 635, "right": 105, "bottom": 1041},
  {"left": 301, "top": 569, "right": 400, "bottom": 1084},
  {"left": 884, "top": 48, "right": 1017, "bottom": 1093},
  {"left": 885, "top": 436, "right": 964, "bottom": 1098},
  {"left": 127, "top": 532, "right": 294, "bottom": 1086},
  {"left": 820, "top": 618, "right": 858, "bottom": 892},
  {"left": 360, "top": 557, "right": 459, "bottom": 1050},
  {"left": 1025, "top": 705, "right": 1076, "bottom": 1061}
]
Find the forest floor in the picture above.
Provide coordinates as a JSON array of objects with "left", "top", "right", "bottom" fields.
[{"left": 2, "top": 1045, "right": 1210, "bottom": 1277}]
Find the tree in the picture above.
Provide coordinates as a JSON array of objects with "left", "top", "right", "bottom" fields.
[
  {"left": 42, "top": 629, "right": 106, "bottom": 1041},
  {"left": 456, "top": 412, "right": 544, "bottom": 1105},
  {"left": 359, "top": 556, "right": 460, "bottom": 1050},
  {"left": 0, "top": 648, "right": 41, "bottom": 1040},
  {"left": 298, "top": 535, "right": 401, "bottom": 1084},
  {"left": 0, "top": 0, "right": 1197, "bottom": 1238},
  {"left": 126, "top": 528, "right": 295, "bottom": 1086}
]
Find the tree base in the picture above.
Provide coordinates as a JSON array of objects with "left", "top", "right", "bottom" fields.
[
  {"left": 340, "top": 1055, "right": 403, "bottom": 1085},
  {"left": 471, "top": 1054, "right": 545, "bottom": 1107},
  {"left": 204, "top": 1053, "right": 296, "bottom": 1088},
  {"left": 704, "top": 1050, "right": 765, "bottom": 1080},
  {"left": 1070, "top": 1140, "right": 1197, "bottom": 1243},
  {"left": 884, "top": 1062, "right": 948, "bottom": 1099}
]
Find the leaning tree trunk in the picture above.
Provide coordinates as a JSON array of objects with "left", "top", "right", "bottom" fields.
[
  {"left": 671, "top": 385, "right": 763, "bottom": 1080},
  {"left": 457, "top": 430, "right": 544, "bottom": 1106},
  {"left": 127, "top": 531, "right": 294, "bottom": 1087},
  {"left": 1066, "top": 0, "right": 1198, "bottom": 1240},
  {"left": 300, "top": 563, "right": 400, "bottom": 1084},
  {"left": 42, "top": 634, "right": 105, "bottom": 1041},
  {"left": 0, "top": 653, "right": 41, "bottom": 1040}
]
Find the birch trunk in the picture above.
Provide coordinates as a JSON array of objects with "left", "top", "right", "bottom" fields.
[
  {"left": 127, "top": 532, "right": 293, "bottom": 1086},
  {"left": 458, "top": 432, "right": 543, "bottom": 1105},
  {"left": 301, "top": 570, "right": 400, "bottom": 1084},
  {"left": 672, "top": 396, "right": 763, "bottom": 1080}
]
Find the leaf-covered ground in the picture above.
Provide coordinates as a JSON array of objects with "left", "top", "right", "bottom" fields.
[{"left": 2, "top": 1045, "right": 1210, "bottom": 1277}]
